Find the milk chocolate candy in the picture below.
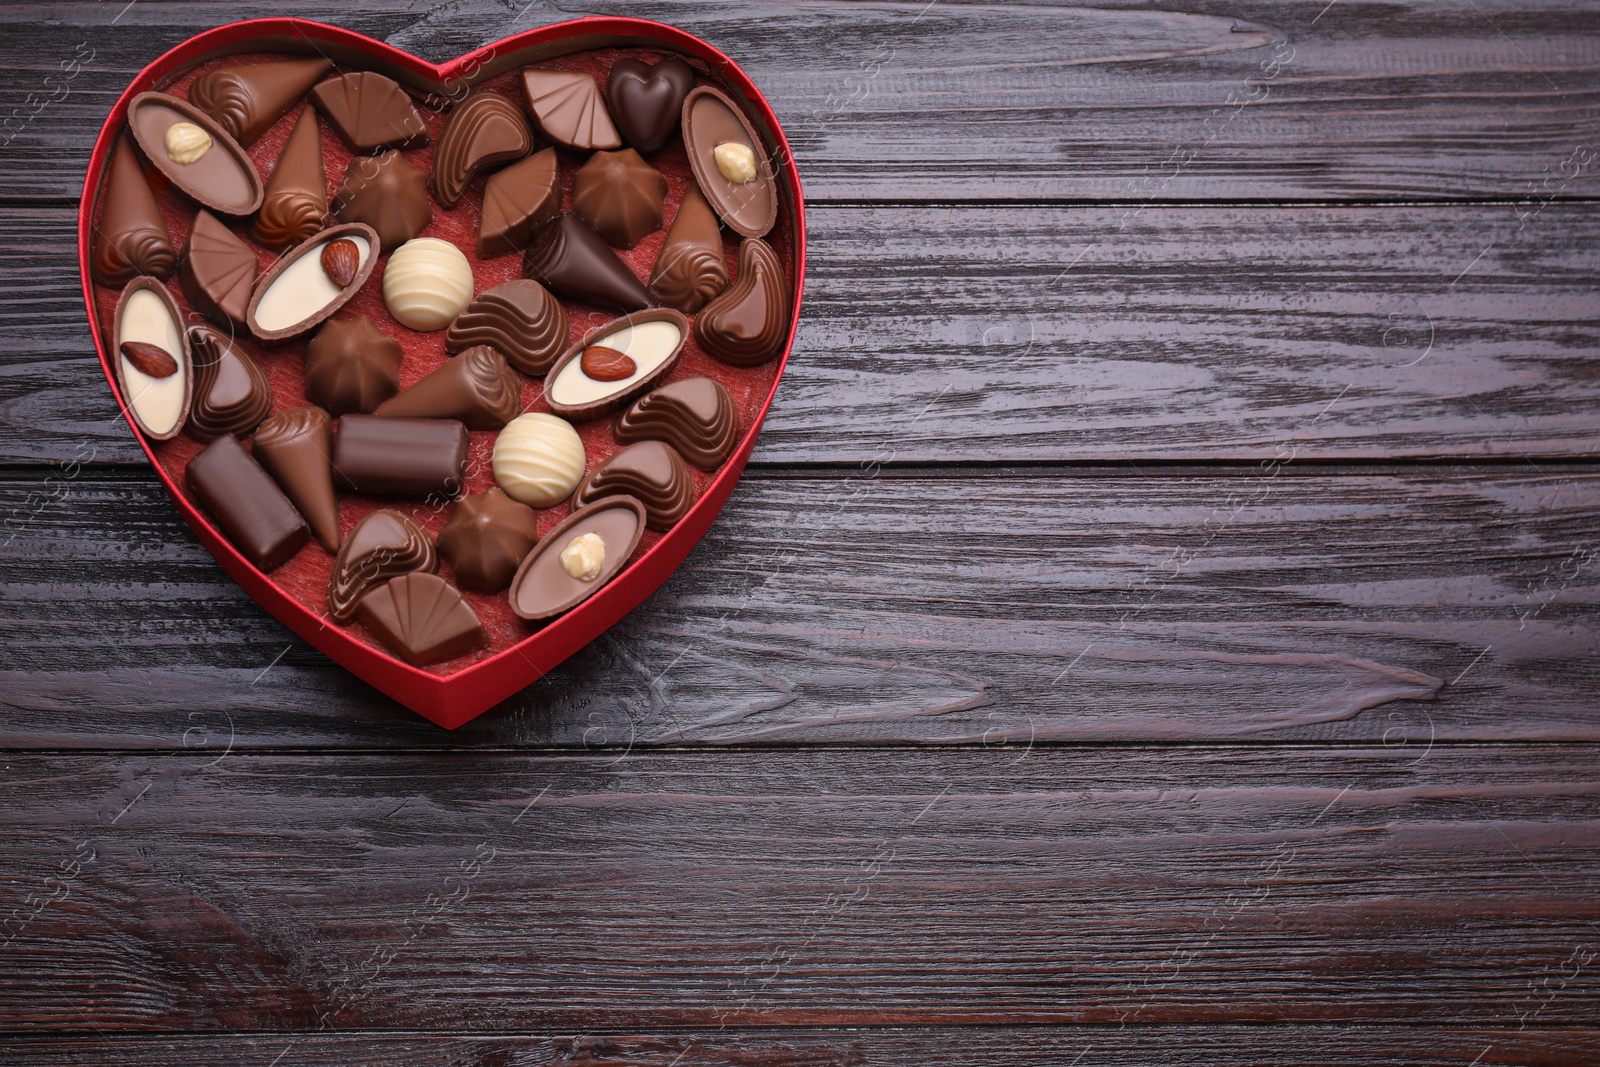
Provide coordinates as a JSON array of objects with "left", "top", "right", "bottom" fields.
[
  {"left": 126, "top": 92, "right": 264, "bottom": 216},
  {"left": 615, "top": 377, "right": 738, "bottom": 471},
  {"left": 373, "top": 345, "right": 522, "bottom": 430},
  {"left": 186, "top": 433, "right": 309, "bottom": 571},
  {"left": 327, "top": 509, "right": 437, "bottom": 623},
  {"left": 253, "top": 406, "right": 340, "bottom": 552},
  {"left": 189, "top": 58, "right": 332, "bottom": 146},
  {"left": 333, "top": 415, "right": 469, "bottom": 499},
  {"left": 358, "top": 571, "right": 485, "bottom": 666},
  {"left": 543, "top": 308, "right": 688, "bottom": 421},
  {"left": 185, "top": 324, "right": 273, "bottom": 442},
  {"left": 570, "top": 439, "right": 694, "bottom": 532},
  {"left": 571, "top": 148, "right": 667, "bottom": 249},
  {"left": 478, "top": 147, "right": 559, "bottom": 258},
  {"left": 247, "top": 222, "right": 380, "bottom": 343},
  {"left": 179, "top": 209, "right": 257, "bottom": 330},
  {"left": 606, "top": 56, "right": 696, "bottom": 155},
  {"left": 509, "top": 496, "right": 647, "bottom": 621},
  {"left": 647, "top": 181, "right": 727, "bottom": 313},
  {"left": 311, "top": 72, "right": 429, "bottom": 152},
  {"left": 306, "top": 315, "right": 403, "bottom": 416},
  {"left": 93, "top": 135, "right": 177, "bottom": 286},
  {"left": 433, "top": 90, "right": 532, "bottom": 209},
  {"left": 519, "top": 68, "right": 621, "bottom": 151},
  {"left": 695, "top": 237, "right": 788, "bottom": 367},
  {"left": 445, "top": 278, "right": 569, "bottom": 376},
  {"left": 524, "top": 212, "right": 653, "bottom": 312},
  {"left": 681, "top": 85, "right": 777, "bottom": 239},
  {"left": 334, "top": 150, "right": 433, "bottom": 249},
  {"left": 437, "top": 487, "right": 540, "bottom": 594},
  {"left": 254, "top": 107, "right": 328, "bottom": 250},
  {"left": 111, "top": 277, "right": 191, "bottom": 441}
]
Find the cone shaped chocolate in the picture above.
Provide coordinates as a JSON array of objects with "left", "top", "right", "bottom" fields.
[
  {"left": 255, "top": 107, "right": 329, "bottom": 250},
  {"left": 253, "top": 406, "right": 341, "bottom": 552},
  {"left": 648, "top": 181, "right": 727, "bottom": 313},
  {"left": 524, "top": 211, "right": 652, "bottom": 312},
  {"left": 373, "top": 346, "right": 522, "bottom": 430},
  {"left": 92, "top": 135, "right": 177, "bottom": 286},
  {"left": 189, "top": 58, "right": 332, "bottom": 146}
]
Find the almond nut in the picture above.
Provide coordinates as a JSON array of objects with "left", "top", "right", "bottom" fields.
[
  {"left": 321, "top": 238, "right": 360, "bottom": 288},
  {"left": 120, "top": 340, "right": 179, "bottom": 379},
  {"left": 580, "top": 345, "right": 637, "bottom": 382}
]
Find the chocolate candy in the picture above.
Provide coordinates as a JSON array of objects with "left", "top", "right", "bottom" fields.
[
  {"left": 254, "top": 107, "right": 328, "bottom": 250},
  {"left": 92, "top": 135, "right": 176, "bottom": 286},
  {"left": 444, "top": 278, "right": 568, "bottom": 376},
  {"left": 179, "top": 209, "right": 257, "bottom": 330},
  {"left": 524, "top": 212, "right": 653, "bottom": 312},
  {"left": 544, "top": 308, "right": 688, "bottom": 421},
  {"left": 383, "top": 237, "right": 475, "bottom": 332},
  {"left": 311, "top": 72, "right": 429, "bottom": 152},
  {"left": 358, "top": 571, "right": 485, "bottom": 666},
  {"left": 615, "top": 377, "right": 738, "bottom": 471},
  {"left": 606, "top": 56, "right": 696, "bottom": 155},
  {"left": 373, "top": 345, "right": 522, "bottom": 430},
  {"left": 437, "top": 488, "right": 540, "bottom": 594},
  {"left": 492, "top": 412, "right": 585, "bottom": 508},
  {"left": 681, "top": 86, "right": 777, "bottom": 239},
  {"left": 571, "top": 439, "right": 694, "bottom": 531},
  {"left": 695, "top": 237, "right": 788, "bottom": 367},
  {"left": 328, "top": 509, "right": 437, "bottom": 623},
  {"left": 333, "top": 415, "right": 469, "bottom": 499},
  {"left": 509, "top": 496, "right": 646, "bottom": 621},
  {"left": 189, "top": 58, "right": 332, "bottom": 146},
  {"left": 254, "top": 406, "right": 340, "bottom": 552},
  {"left": 185, "top": 324, "right": 272, "bottom": 442},
  {"left": 647, "top": 181, "right": 727, "bottom": 313},
  {"left": 333, "top": 150, "right": 433, "bottom": 249},
  {"left": 433, "top": 90, "right": 532, "bottom": 209},
  {"left": 186, "top": 433, "right": 309, "bottom": 571},
  {"left": 478, "top": 147, "right": 559, "bottom": 259},
  {"left": 112, "top": 277, "right": 191, "bottom": 441},
  {"left": 306, "top": 315, "right": 402, "bottom": 416},
  {"left": 127, "top": 92, "right": 264, "bottom": 217},
  {"left": 571, "top": 148, "right": 667, "bottom": 249},
  {"left": 247, "top": 222, "right": 380, "bottom": 343},
  {"left": 519, "top": 68, "right": 621, "bottom": 151}
]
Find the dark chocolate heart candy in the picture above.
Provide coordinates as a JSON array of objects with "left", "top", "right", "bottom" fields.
[{"left": 606, "top": 57, "right": 696, "bottom": 155}]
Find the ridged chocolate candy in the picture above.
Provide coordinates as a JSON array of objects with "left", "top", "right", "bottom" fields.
[
  {"left": 311, "top": 72, "right": 429, "bottom": 152},
  {"left": 524, "top": 211, "right": 653, "bottom": 312},
  {"left": 478, "top": 148, "right": 559, "bottom": 258},
  {"left": 647, "top": 181, "right": 726, "bottom": 313},
  {"left": 615, "top": 377, "right": 738, "bottom": 471},
  {"left": 571, "top": 148, "right": 667, "bottom": 249},
  {"left": 334, "top": 150, "right": 432, "bottom": 249},
  {"left": 433, "top": 91, "right": 532, "bottom": 208},
  {"left": 373, "top": 345, "right": 522, "bottom": 430},
  {"left": 519, "top": 68, "right": 620, "bottom": 151},
  {"left": 437, "top": 488, "right": 540, "bottom": 594},
  {"left": 93, "top": 136, "right": 176, "bottom": 286},
  {"left": 327, "top": 508, "right": 437, "bottom": 622},
  {"left": 305, "top": 315, "right": 402, "bottom": 416},
  {"left": 570, "top": 439, "right": 694, "bottom": 531},
  {"left": 694, "top": 237, "right": 788, "bottom": 367},
  {"left": 358, "top": 571, "right": 485, "bottom": 666},
  {"left": 185, "top": 324, "right": 273, "bottom": 442},
  {"left": 254, "top": 106, "right": 328, "bottom": 250},
  {"left": 179, "top": 209, "right": 257, "bottom": 330},
  {"left": 253, "top": 406, "right": 340, "bottom": 552},
  {"left": 445, "top": 278, "right": 569, "bottom": 376},
  {"left": 189, "top": 58, "right": 331, "bottom": 146}
]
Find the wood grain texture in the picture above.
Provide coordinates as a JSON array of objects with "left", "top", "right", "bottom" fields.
[
  {"left": 3, "top": 469, "right": 1597, "bottom": 747},
  {"left": 2, "top": 747, "right": 1598, "bottom": 1028},
  {"left": 1, "top": 0, "right": 1598, "bottom": 201}
]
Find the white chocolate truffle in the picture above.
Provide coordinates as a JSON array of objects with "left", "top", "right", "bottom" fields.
[
  {"left": 493, "top": 413, "right": 586, "bottom": 507},
  {"left": 382, "top": 237, "right": 474, "bottom": 331}
]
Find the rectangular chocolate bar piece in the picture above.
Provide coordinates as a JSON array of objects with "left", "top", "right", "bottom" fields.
[
  {"left": 186, "top": 433, "right": 309, "bottom": 570},
  {"left": 333, "top": 414, "right": 470, "bottom": 498}
]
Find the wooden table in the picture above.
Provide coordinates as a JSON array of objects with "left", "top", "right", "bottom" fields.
[{"left": 3, "top": 1, "right": 1598, "bottom": 1062}]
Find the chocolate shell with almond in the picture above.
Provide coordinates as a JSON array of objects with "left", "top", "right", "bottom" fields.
[
  {"left": 359, "top": 571, "right": 485, "bottom": 666},
  {"left": 126, "top": 92, "right": 264, "bottom": 217},
  {"left": 606, "top": 56, "right": 696, "bottom": 155},
  {"left": 647, "top": 181, "right": 726, "bottom": 313},
  {"left": 571, "top": 148, "right": 667, "bottom": 248},
  {"left": 305, "top": 315, "right": 402, "bottom": 416},
  {"left": 333, "top": 150, "right": 432, "bottom": 249},
  {"left": 254, "top": 106, "right": 328, "bottom": 250},
  {"left": 328, "top": 509, "right": 437, "bottom": 623},
  {"left": 437, "top": 487, "right": 541, "bottom": 594},
  {"left": 445, "top": 278, "right": 568, "bottom": 376},
  {"left": 112, "top": 277, "right": 191, "bottom": 441},
  {"left": 179, "top": 209, "right": 257, "bottom": 330},
  {"left": 694, "top": 237, "right": 788, "bottom": 367},
  {"left": 373, "top": 345, "right": 522, "bottom": 430},
  {"left": 519, "top": 68, "right": 621, "bottom": 151},
  {"left": 509, "top": 496, "right": 647, "bottom": 621},
  {"left": 93, "top": 135, "right": 177, "bottom": 286},
  {"left": 543, "top": 309, "right": 688, "bottom": 421},
  {"left": 253, "top": 406, "right": 340, "bottom": 552},
  {"left": 189, "top": 58, "right": 332, "bottom": 146},
  {"left": 246, "top": 222, "right": 379, "bottom": 343},
  {"left": 615, "top": 377, "right": 738, "bottom": 471},
  {"left": 184, "top": 324, "right": 272, "bottom": 442},
  {"left": 478, "top": 148, "right": 560, "bottom": 258},
  {"left": 524, "top": 211, "right": 653, "bottom": 312},
  {"left": 570, "top": 439, "right": 694, "bottom": 532},
  {"left": 433, "top": 90, "right": 532, "bottom": 208},
  {"left": 311, "top": 72, "right": 429, "bottom": 152}
]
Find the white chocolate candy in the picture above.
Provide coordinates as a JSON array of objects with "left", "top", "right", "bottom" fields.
[
  {"left": 254, "top": 233, "right": 372, "bottom": 334},
  {"left": 117, "top": 288, "right": 186, "bottom": 436},
  {"left": 493, "top": 413, "right": 586, "bottom": 508},
  {"left": 548, "top": 319, "right": 682, "bottom": 408},
  {"left": 383, "top": 237, "right": 474, "bottom": 331},
  {"left": 560, "top": 532, "right": 606, "bottom": 581}
]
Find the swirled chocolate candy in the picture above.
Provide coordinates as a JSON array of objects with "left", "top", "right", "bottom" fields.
[
  {"left": 112, "top": 277, "right": 190, "bottom": 441},
  {"left": 247, "top": 223, "right": 379, "bottom": 343},
  {"left": 373, "top": 345, "right": 522, "bottom": 430},
  {"left": 305, "top": 315, "right": 402, "bottom": 416},
  {"left": 254, "top": 107, "right": 328, "bottom": 250},
  {"left": 445, "top": 278, "right": 569, "bottom": 376},
  {"left": 571, "top": 439, "right": 693, "bottom": 531},
  {"left": 543, "top": 308, "right": 688, "bottom": 421},
  {"left": 189, "top": 58, "right": 331, "bottom": 146},
  {"left": 179, "top": 209, "right": 257, "bottom": 330},
  {"left": 572, "top": 148, "right": 667, "bottom": 249},
  {"left": 359, "top": 572, "right": 485, "bottom": 666},
  {"left": 334, "top": 150, "right": 432, "bottom": 249},
  {"left": 185, "top": 324, "right": 272, "bottom": 442},
  {"left": 127, "top": 92, "right": 263, "bottom": 216},
  {"left": 254, "top": 406, "right": 340, "bottom": 552},
  {"left": 681, "top": 85, "right": 777, "bottom": 239},
  {"left": 493, "top": 413, "right": 586, "bottom": 508},
  {"left": 524, "top": 212, "right": 652, "bottom": 312},
  {"left": 695, "top": 237, "right": 788, "bottom": 367},
  {"left": 186, "top": 433, "right": 308, "bottom": 571},
  {"left": 615, "top": 377, "right": 738, "bottom": 471},
  {"left": 382, "top": 237, "right": 474, "bottom": 331},
  {"left": 606, "top": 56, "right": 696, "bottom": 155},
  {"left": 333, "top": 415, "right": 469, "bottom": 499},
  {"left": 327, "top": 508, "right": 437, "bottom": 623},
  {"left": 311, "top": 72, "right": 429, "bottom": 152},
  {"left": 647, "top": 181, "right": 726, "bottom": 313},
  {"left": 509, "top": 496, "right": 646, "bottom": 621},
  {"left": 478, "top": 147, "right": 560, "bottom": 258},
  {"left": 433, "top": 90, "right": 532, "bottom": 208},
  {"left": 519, "top": 68, "right": 620, "bottom": 151},
  {"left": 93, "top": 135, "right": 176, "bottom": 286},
  {"left": 437, "top": 488, "right": 540, "bottom": 594}
]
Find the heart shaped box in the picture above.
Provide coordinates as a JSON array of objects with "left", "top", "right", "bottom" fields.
[{"left": 78, "top": 18, "right": 806, "bottom": 729}]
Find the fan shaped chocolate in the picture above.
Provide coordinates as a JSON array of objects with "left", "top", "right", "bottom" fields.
[
  {"left": 571, "top": 148, "right": 667, "bottom": 248},
  {"left": 478, "top": 148, "right": 560, "bottom": 258},
  {"left": 606, "top": 56, "right": 696, "bottom": 154},
  {"left": 647, "top": 181, "right": 726, "bottom": 313},
  {"left": 328, "top": 509, "right": 437, "bottom": 623},
  {"left": 93, "top": 135, "right": 177, "bottom": 286},
  {"left": 509, "top": 497, "right": 647, "bottom": 621},
  {"left": 254, "top": 107, "right": 328, "bottom": 250},
  {"left": 358, "top": 572, "right": 485, "bottom": 666},
  {"left": 524, "top": 212, "right": 653, "bottom": 312},
  {"left": 112, "top": 277, "right": 191, "bottom": 441},
  {"left": 179, "top": 209, "right": 257, "bottom": 330},
  {"left": 571, "top": 439, "right": 694, "bottom": 531},
  {"left": 615, "top": 377, "right": 738, "bottom": 471},
  {"left": 253, "top": 406, "right": 340, "bottom": 552},
  {"left": 437, "top": 488, "right": 540, "bottom": 594},
  {"left": 334, "top": 150, "right": 432, "bottom": 249},
  {"left": 519, "top": 68, "right": 621, "bottom": 151},
  {"left": 305, "top": 315, "right": 402, "bottom": 416},
  {"left": 185, "top": 324, "right": 272, "bottom": 442},
  {"left": 127, "top": 92, "right": 263, "bottom": 216},
  {"left": 374, "top": 345, "right": 522, "bottom": 430},
  {"left": 247, "top": 222, "right": 379, "bottom": 343},
  {"left": 311, "top": 71, "right": 429, "bottom": 152},
  {"left": 544, "top": 309, "right": 688, "bottom": 421},
  {"left": 681, "top": 85, "right": 777, "bottom": 239},
  {"left": 445, "top": 278, "right": 569, "bottom": 376},
  {"left": 695, "top": 237, "right": 788, "bottom": 367},
  {"left": 433, "top": 90, "right": 532, "bottom": 208},
  {"left": 189, "top": 58, "right": 331, "bottom": 146}
]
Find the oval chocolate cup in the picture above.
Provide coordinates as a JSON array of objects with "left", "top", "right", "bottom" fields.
[
  {"left": 508, "top": 495, "right": 647, "bottom": 622},
  {"left": 126, "top": 91, "right": 265, "bottom": 217},
  {"left": 111, "top": 276, "right": 193, "bottom": 442},
  {"left": 542, "top": 307, "right": 689, "bottom": 422},
  {"left": 680, "top": 85, "right": 777, "bottom": 239},
  {"left": 246, "top": 222, "right": 381, "bottom": 343}
]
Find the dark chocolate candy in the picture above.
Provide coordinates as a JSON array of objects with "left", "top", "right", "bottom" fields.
[
  {"left": 92, "top": 135, "right": 177, "bottom": 286},
  {"left": 333, "top": 150, "right": 433, "bottom": 249},
  {"left": 185, "top": 433, "right": 309, "bottom": 571},
  {"left": 606, "top": 56, "right": 696, "bottom": 155},
  {"left": 189, "top": 58, "right": 332, "bottom": 146},
  {"left": 433, "top": 90, "right": 532, "bottom": 209},
  {"left": 615, "top": 377, "right": 738, "bottom": 471},
  {"left": 524, "top": 212, "right": 653, "bottom": 312},
  {"left": 570, "top": 439, "right": 693, "bottom": 531},
  {"left": 694, "top": 237, "right": 788, "bottom": 367},
  {"left": 253, "top": 406, "right": 340, "bottom": 552},
  {"left": 437, "top": 487, "right": 540, "bottom": 594},
  {"left": 681, "top": 85, "right": 777, "bottom": 239},
  {"left": 126, "top": 92, "right": 264, "bottom": 216},
  {"left": 519, "top": 68, "right": 621, "bottom": 151},
  {"left": 647, "top": 180, "right": 727, "bottom": 313},
  {"left": 445, "top": 278, "right": 569, "bottom": 376},
  {"left": 359, "top": 572, "right": 485, "bottom": 666},
  {"left": 333, "top": 415, "right": 470, "bottom": 499},
  {"left": 509, "top": 496, "right": 646, "bottom": 621},
  {"left": 327, "top": 509, "right": 437, "bottom": 623},
  {"left": 246, "top": 222, "right": 380, "bottom": 343},
  {"left": 571, "top": 148, "right": 667, "bottom": 249},
  {"left": 478, "top": 147, "right": 559, "bottom": 258},
  {"left": 112, "top": 277, "right": 191, "bottom": 441},
  {"left": 254, "top": 106, "right": 328, "bottom": 250},
  {"left": 305, "top": 315, "right": 402, "bottom": 416},
  {"left": 543, "top": 308, "right": 688, "bottom": 421},
  {"left": 373, "top": 345, "right": 522, "bottom": 430},
  {"left": 185, "top": 324, "right": 272, "bottom": 442},
  {"left": 311, "top": 72, "right": 429, "bottom": 152},
  {"left": 179, "top": 209, "right": 257, "bottom": 330}
]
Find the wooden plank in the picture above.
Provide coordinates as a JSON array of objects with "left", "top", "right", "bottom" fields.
[
  {"left": 6, "top": 202, "right": 1600, "bottom": 467},
  {"left": 2, "top": 746, "right": 1597, "bottom": 1028},
  {"left": 1, "top": 0, "right": 1598, "bottom": 201},
  {"left": 3, "top": 469, "right": 1597, "bottom": 747}
]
